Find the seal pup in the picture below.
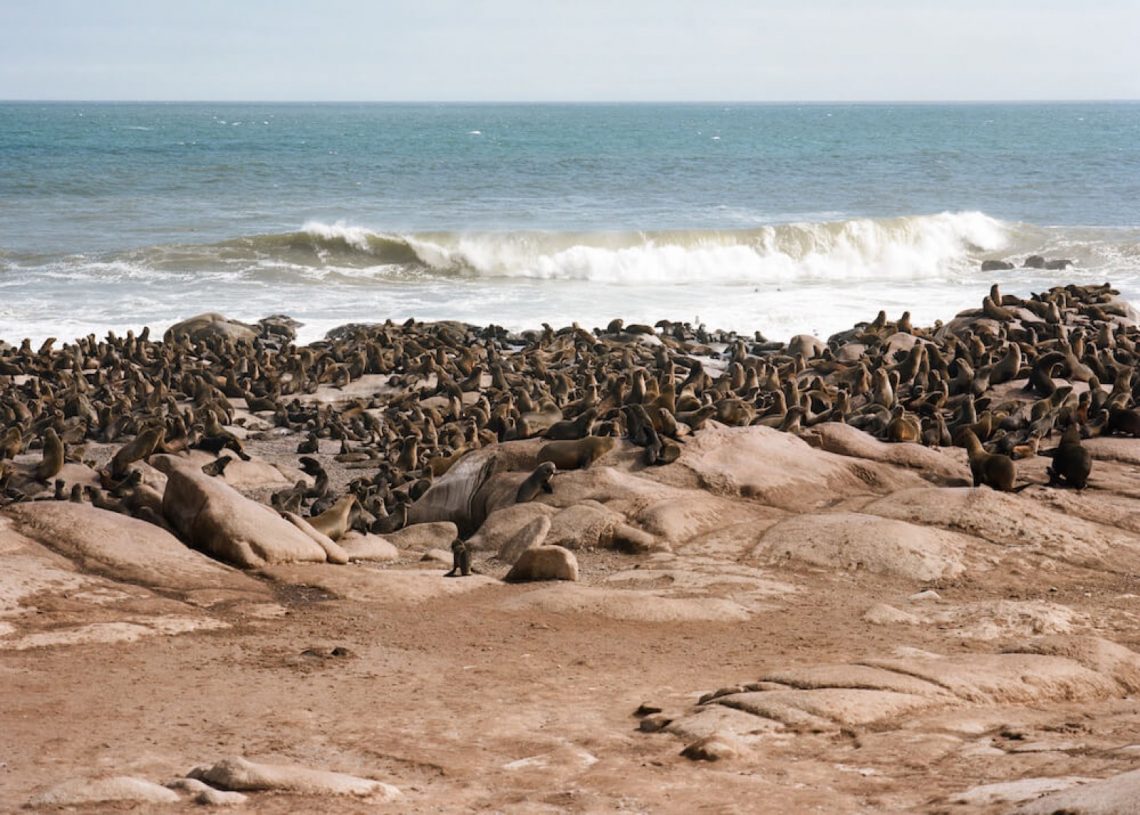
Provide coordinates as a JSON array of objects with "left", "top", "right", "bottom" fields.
[
  {"left": 308, "top": 494, "right": 357, "bottom": 541},
  {"left": 1046, "top": 425, "right": 1092, "bottom": 489},
  {"left": 109, "top": 425, "right": 164, "bottom": 479},
  {"left": 516, "top": 461, "right": 557, "bottom": 502},
  {"left": 961, "top": 429, "right": 1017, "bottom": 492},
  {"left": 445, "top": 538, "right": 471, "bottom": 577},
  {"left": 536, "top": 436, "right": 614, "bottom": 471},
  {"left": 32, "top": 428, "right": 64, "bottom": 482}
]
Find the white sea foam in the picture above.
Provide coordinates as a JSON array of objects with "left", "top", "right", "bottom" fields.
[{"left": 298, "top": 211, "right": 1012, "bottom": 284}]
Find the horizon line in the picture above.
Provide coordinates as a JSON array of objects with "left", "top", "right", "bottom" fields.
[{"left": 2, "top": 97, "right": 1139, "bottom": 106}]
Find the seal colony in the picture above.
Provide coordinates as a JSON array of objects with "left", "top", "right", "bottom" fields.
[
  {"left": 7, "top": 284, "right": 1140, "bottom": 812},
  {"left": 0, "top": 283, "right": 1134, "bottom": 549}
]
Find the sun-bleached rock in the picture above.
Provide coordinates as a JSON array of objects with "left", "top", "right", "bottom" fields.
[
  {"left": 864, "top": 486, "right": 1140, "bottom": 573},
  {"left": 666, "top": 424, "right": 927, "bottom": 512},
  {"left": 179, "top": 449, "right": 295, "bottom": 490},
  {"left": 385, "top": 521, "right": 459, "bottom": 551},
  {"left": 1013, "top": 768, "right": 1140, "bottom": 815},
  {"left": 29, "top": 775, "right": 181, "bottom": 806},
  {"left": 652, "top": 638, "right": 1140, "bottom": 744},
  {"left": 806, "top": 422, "right": 969, "bottom": 484},
  {"left": 497, "top": 515, "right": 551, "bottom": 564},
  {"left": 338, "top": 530, "right": 399, "bottom": 562},
  {"left": 753, "top": 512, "right": 973, "bottom": 581},
  {"left": 545, "top": 501, "right": 621, "bottom": 550},
  {"left": 505, "top": 545, "right": 578, "bottom": 582},
  {"left": 680, "top": 733, "right": 749, "bottom": 762},
  {"left": 188, "top": 756, "right": 399, "bottom": 799},
  {"left": 3, "top": 501, "right": 267, "bottom": 601},
  {"left": 259, "top": 563, "right": 496, "bottom": 603},
  {"left": 155, "top": 454, "right": 328, "bottom": 568},
  {"left": 466, "top": 502, "right": 556, "bottom": 552},
  {"left": 500, "top": 583, "right": 754, "bottom": 623},
  {"left": 952, "top": 776, "right": 1094, "bottom": 807},
  {"left": 166, "top": 777, "right": 249, "bottom": 806},
  {"left": 863, "top": 603, "right": 920, "bottom": 625},
  {"left": 636, "top": 493, "right": 777, "bottom": 546}
]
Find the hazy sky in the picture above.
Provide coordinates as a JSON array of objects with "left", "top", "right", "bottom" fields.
[{"left": 2, "top": 1, "right": 1137, "bottom": 102}]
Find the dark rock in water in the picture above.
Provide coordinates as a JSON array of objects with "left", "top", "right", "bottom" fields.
[
  {"left": 258, "top": 314, "right": 302, "bottom": 342},
  {"left": 981, "top": 260, "right": 1014, "bottom": 272},
  {"left": 1044, "top": 259, "right": 1074, "bottom": 270},
  {"left": 1023, "top": 255, "right": 1046, "bottom": 269}
]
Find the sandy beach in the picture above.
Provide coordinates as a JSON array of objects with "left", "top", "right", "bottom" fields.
[{"left": 3, "top": 282, "right": 1140, "bottom": 812}]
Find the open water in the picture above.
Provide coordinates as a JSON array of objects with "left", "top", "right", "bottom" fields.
[{"left": 2, "top": 101, "right": 1138, "bottom": 342}]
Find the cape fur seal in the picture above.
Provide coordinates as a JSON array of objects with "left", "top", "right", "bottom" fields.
[
  {"left": 961, "top": 429, "right": 1017, "bottom": 492},
  {"left": 515, "top": 461, "right": 557, "bottom": 502},
  {"left": 536, "top": 436, "right": 615, "bottom": 471},
  {"left": 1046, "top": 425, "right": 1092, "bottom": 489}
]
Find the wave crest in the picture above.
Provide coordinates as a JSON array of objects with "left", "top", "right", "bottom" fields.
[{"left": 280, "top": 211, "right": 1010, "bottom": 283}]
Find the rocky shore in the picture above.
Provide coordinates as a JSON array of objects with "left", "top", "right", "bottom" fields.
[{"left": 4, "top": 283, "right": 1140, "bottom": 813}]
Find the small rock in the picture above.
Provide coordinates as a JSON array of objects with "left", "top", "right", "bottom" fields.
[
  {"left": 680, "top": 733, "right": 746, "bottom": 762},
  {"left": 167, "top": 777, "right": 249, "bottom": 806},
  {"left": 981, "top": 259, "right": 1015, "bottom": 272},
  {"left": 864, "top": 603, "right": 920, "bottom": 625},
  {"left": 639, "top": 714, "right": 674, "bottom": 733},
  {"left": 634, "top": 703, "right": 664, "bottom": 717},
  {"left": 504, "top": 545, "right": 579, "bottom": 583},
  {"left": 909, "top": 589, "right": 942, "bottom": 603},
  {"left": 338, "top": 531, "right": 399, "bottom": 562}
]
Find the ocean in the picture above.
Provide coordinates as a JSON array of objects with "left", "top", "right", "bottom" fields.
[{"left": 2, "top": 101, "right": 1139, "bottom": 344}]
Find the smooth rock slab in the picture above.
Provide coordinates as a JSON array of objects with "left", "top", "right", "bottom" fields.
[
  {"left": 385, "top": 521, "right": 459, "bottom": 552},
  {"left": 188, "top": 756, "right": 399, "bottom": 799},
  {"left": 29, "top": 775, "right": 181, "bottom": 806},
  {"left": 951, "top": 775, "right": 1093, "bottom": 806},
  {"left": 754, "top": 512, "right": 973, "bottom": 581},
  {"left": 260, "top": 563, "right": 496, "bottom": 603},
  {"left": 1013, "top": 768, "right": 1140, "bottom": 814},
  {"left": 501, "top": 583, "right": 753, "bottom": 623},
  {"left": 4, "top": 501, "right": 266, "bottom": 600}
]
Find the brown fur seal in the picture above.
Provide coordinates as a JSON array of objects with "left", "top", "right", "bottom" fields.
[
  {"left": 32, "top": 428, "right": 64, "bottom": 482},
  {"left": 515, "top": 461, "right": 556, "bottom": 502},
  {"left": 1047, "top": 425, "right": 1092, "bottom": 489},
  {"left": 536, "top": 436, "right": 615, "bottom": 471},
  {"left": 445, "top": 538, "right": 471, "bottom": 577},
  {"left": 307, "top": 494, "right": 357, "bottom": 541},
  {"left": 961, "top": 429, "right": 1017, "bottom": 492},
  {"left": 110, "top": 425, "right": 164, "bottom": 478}
]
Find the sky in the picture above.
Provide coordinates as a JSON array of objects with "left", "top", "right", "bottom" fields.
[{"left": 1, "top": 1, "right": 1138, "bottom": 102}]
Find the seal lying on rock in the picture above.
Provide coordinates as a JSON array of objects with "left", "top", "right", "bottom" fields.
[{"left": 537, "top": 436, "right": 614, "bottom": 470}]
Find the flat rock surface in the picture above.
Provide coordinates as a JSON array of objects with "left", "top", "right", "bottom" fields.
[{"left": 6, "top": 422, "right": 1140, "bottom": 814}]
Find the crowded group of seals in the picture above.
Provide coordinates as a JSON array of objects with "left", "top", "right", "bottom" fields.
[{"left": 0, "top": 283, "right": 1135, "bottom": 564}]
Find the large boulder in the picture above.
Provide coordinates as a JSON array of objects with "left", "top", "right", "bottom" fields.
[{"left": 154, "top": 455, "right": 328, "bottom": 568}]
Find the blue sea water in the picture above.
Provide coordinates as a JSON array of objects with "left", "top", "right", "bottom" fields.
[{"left": 1, "top": 101, "right": 1139, "bottom": 342}]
